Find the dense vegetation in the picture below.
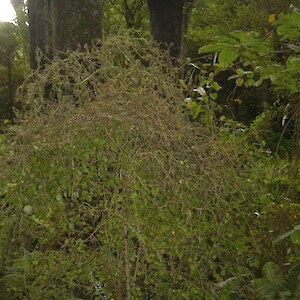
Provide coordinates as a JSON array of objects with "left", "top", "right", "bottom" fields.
[{"left": 0, "top": 1, "right": 299, "bottom": 299}]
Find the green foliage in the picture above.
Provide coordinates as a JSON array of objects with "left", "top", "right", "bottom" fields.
[
  {"left": 0, "top": 23, "right": 18, "bottom": 63},
  {"left": 0, "top": 4, "right": 299, "bottom": 299},
  {"left": 275, "top": 12, "right": 300, "bottom": 40},
  {"left": 104, "top": 0, "right": 149, "bottom": 33},
  {"left": 197, "top": 12, "right": 300, "bottom": 94},
  {"left": 252, "top": 262, "right": 286, "bottom": 299},
  {"left": 0, "top": 21, "right": 28, "bottom": 121},
  {"left": 181, "top": 67, "right": 222, "bottom": 123},
  {"left": 198, "top": 30, "right": 271, "bottom": 68},
  {"left": 187, "top": 0, "right": 295, "bottom": 57},
  {"left": 0, "top": 33, "right": 274, "bottom": 299},
  {"left": 253, "top": 262, "right": 300, "bottom": 300},
  {"left": 274, "top": 225, "right": 300, "bottom": 245},
  {"left": 184, "top": 11, "right": 300, "bottom": 299}
]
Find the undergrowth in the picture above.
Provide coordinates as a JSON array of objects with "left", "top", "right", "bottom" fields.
[{"left": 0, "top": 33, "right": 298, "bottom": 299}]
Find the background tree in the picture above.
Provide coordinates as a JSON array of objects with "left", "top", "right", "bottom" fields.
[
  {"left": 27, "top": 0, "right": 104, "bottom": 69},
  {"left": 10, "top": 0, "right": 23, "bottom": 10},
  {"left": 147, "top": 0, "right": 194, "bottom": 58},
  {"left": 52, "top": 0, "right": 104, "bottom": 54},
  {"left": 0, "top": 22, "right": 19, "bottom": 122},
  {"left": 27, "top": 0, "right": 53, "bottom": 69},
  {"left": 10, "top": 0, "right": 29, "bottom": 70},
  {"left": 106, "top": 0, "right": 146, "bottom": 29},
  {"left": 187, "top": 0, "right": 299, "bottom": 56}
]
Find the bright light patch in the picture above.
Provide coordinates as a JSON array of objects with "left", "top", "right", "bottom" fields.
[{"left": 0, "top": 0, "right": 16, "bottom": 22}]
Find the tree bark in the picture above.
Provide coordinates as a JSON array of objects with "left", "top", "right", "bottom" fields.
[
  {"left": 7, "top": 55, "right": 14, "bottom": 123},
  {"left": 27, "top": 0, "right": 53, "bottom": 69},
  {"left": 52, "top": 0, "right": 103, "bottom": 55},
  {"left": 28, "top": 0, "right": 104, "bottom": 69},
  {"left": 10, "top": 0, "right": 23, "bottom": 11},
  {"left": 147, "top": 0, "right": 194, "bottom": 58}
]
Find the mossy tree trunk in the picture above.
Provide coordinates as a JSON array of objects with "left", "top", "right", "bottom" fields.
[
  {"left": 10, "top": 0, "right": 23, "bottom": 10},
  {"left": 0, "top": 23, "right": 18, "bottom": 122},
  {"left": 28, "top": 0, "right": 53, "bottom": 69},
  {"left": 28, "top": 0, "right": 104, "bottom": 69},
  {"left": 52, "top": 0, "right": 103, "bottom": 55},
  {"left": 147, "top": 0, "right": 194, "bottom": 58},
  {"left": 7, "top": 54, "right": 14, "bottom": 122}
]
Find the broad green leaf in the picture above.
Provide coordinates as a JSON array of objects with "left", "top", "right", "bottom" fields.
[
  {"left": 246, "top": 39, "right": 270, "bottom": 54},
  {"left": 230, "top": 31, "right": 251, "bottom": 43},
  {"left": 276, "top": 12, "right": 300, "bottom": 39},
  {"left": 219, "top": 47, "right": 238, "bottom": 66},
  {"left": 198, "top": 43, "right": 231, "bottom": 54},
  {"left": 213, "top": 35, "right": 236, "bottom": 44}
]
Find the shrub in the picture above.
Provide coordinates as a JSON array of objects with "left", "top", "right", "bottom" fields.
[{"left": 0, "top": 33, "right": 277, "bottom": 299}]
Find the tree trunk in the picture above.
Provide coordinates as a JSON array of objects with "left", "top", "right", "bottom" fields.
[
  {"left": 10, "top": 0, "right": 23, "bottom": 11},
  {"left": 28, "top": 0, "right": 104, "bottom": 69},
  {"left": 52, "top": 0, "right": 104, "bottom": 55},
  {"left": 7, "top": 55, "right": 14, "bottom": 123},
  {"left": 27, "top": 0, "right": 53, "bottom": 69},
  {"left": 147, "top": 0, "right": 194, "bottom": 58}
]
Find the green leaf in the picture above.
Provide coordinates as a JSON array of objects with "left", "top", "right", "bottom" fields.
[
  {"left": 228, "top": 74, "right": 240, "bottom": 80},
  {"left": 192, "top": 103, "right": 201, "bottom": 119},
  {"left": 211, "top": 81, "right": 222, "bottom": 91},
  {"left": 219, "top": 47, "right": 238, "bottom": 66},
  {"left": 236, "top": 78, "right": 244, "bottom": 86},
  {"left": 290, "top": 231, "right": 300, "bottom": 245},
  {"left": 273, "top": 79, "right": 298, "bottom": 93},
  {"left": 230, "top": 31, "right": 250, "bottom": 43},
  {"left": 198, "top": 43, "right": 231, "bottom": 54},
  {"left": 286, "top": 56, "right": 300, "bottom": 74},
  {"left": 210, "top": 93, "right": 218, "bottom": 100},
  {"left": 276, "top": 12, "right": 300, "bottom": 39},
  {"left": 213, "top": 35, "right": 236, "bottom": 44},
  {"left": 246, "top": 39, "right": 270, "bottom": 54},
  {"left": 187, "top": 101, "right": 202, "bottom": 119},
  {"left": 273, "top": 229, "right": 295, "bottom": 244},
  {"left": 287, "top": 44, "right": 300, "bottom": 53}
]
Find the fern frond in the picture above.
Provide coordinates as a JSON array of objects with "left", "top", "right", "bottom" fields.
[
  {"left": 252, "top": 262, "right": 285, "bottom": 299},
  {"left": 285, "top": 263, "right": 300, "bottom": 299}
]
